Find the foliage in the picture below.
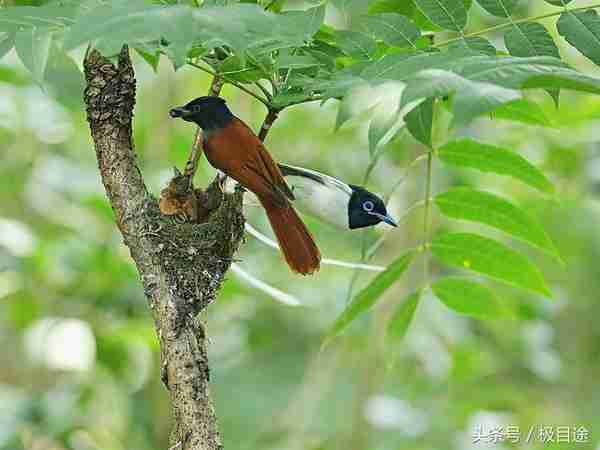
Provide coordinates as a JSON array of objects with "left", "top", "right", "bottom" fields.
[{"left": 3, "top": 0, "right": 600, "bottom": 352}]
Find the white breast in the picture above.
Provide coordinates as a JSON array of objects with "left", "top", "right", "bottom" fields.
[
  {"left": 227, "top": 165, "right": 353, "bottom": 229},
  {"left": 285, "top": 174, "right": 351, "bottom": 229}
]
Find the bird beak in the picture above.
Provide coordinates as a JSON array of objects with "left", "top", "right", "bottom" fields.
[
  {"left": 169, "top": 107, "right": 191, "bottom": 119},
  {"left": 370, "top": 212, "right": 398, "bottom": 227}
]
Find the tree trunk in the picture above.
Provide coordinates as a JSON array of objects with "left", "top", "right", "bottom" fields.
[{"left": 83, "top": 46, "right": 244, "bottom": 450}]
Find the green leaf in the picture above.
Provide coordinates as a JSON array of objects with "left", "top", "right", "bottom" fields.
[
  {"left": 358, "top": 13, "right": 421, "bottom": 48},
  {"left": 334, "top": 84, "right": 373, "bottom": 130},
  {"left": 452, "top": 55, "right": 565, "bottom": 87},
  {"left": 262, "top": 0, "right": 287, "bottom": 13},
  {"left": 220, "top": 55, "right": 264, "bottom": 82},
  {"left": 336, "top": 30, "right": 377, "bottom": 60},
  {"left": 135, "top": 46, "right": 160, "bottom": 72},
  {"left": 319, "top": 73, "right": 365, "bottom": 101},
  {"left": 431, "top": 278, "right": 507, "bottom": 318},
  {"left": 360, "top": 53, "right": 600, "bottom": 96},
  {"left": 402, "top": 69, "right": 521, "bottom": 126},
  {"left": 413, "top": 0, "right": 468, "bottom": 31},
  {"left": 434, "top": 187, "right": 560, "bottom": 258},
  {"left": 64, "top": 1, "right": 188, "bottom": 54},
  {"left": 64, "top": 2, "right": 303, "bottom": 64},
  {"left": 475, "top": 0, "right": 518, "bottom": 18},
  {"left": 325, "top": 251, "right": 415, "bottom": 341},
  {"left": 522, "top": 69, "right": 600, "bottom": 95},
  {"left": 452, "top": 56, "right": 600, "bottom": 95},
  {"left": 361, "top": 51, "right": 429, "bottom": 82},
  {"left": 368, "top": 102, "right": 398, "bottom": 153},
  {"left": 311, "top": 37, "right": 345, "bottom": 58},
  {"left": 0, "top": 33, "right": 15, "bottom": 60},
  {"left": 0, "top": 4, "right": 77, "bottom": 33},
  {"left": 491, "top": 98, "right": 552, "bottom": 127},
  {"left": 43, "top": 45, "right": 85, "bottom": 108},
  {"left": 448, "top": 36, "right": 496, "bottom": 55},
  {"left": 405, "top": 97, "right": 433, "bottom": 147},
  {"left": 386, "top": 290, "right": 420, "bottom": 343},
  {"left": 504, "top": 22, "right": 560, "bottom": 104},
  {"left": 543, "top": 0, "right": 573, "bottom": 5},
  {"left": 351, "top": 54, "right": 600, "bottom": 121},
  {"left": 437, "top": 138, "right": 554, "bottom": 193},
  {"left": 505, "top": 22, "right": 559, "bottom": 59},
  {"left": 271, "top": 92, "right": 313, "bottom": 109},
  {"left": 369, "top": 0, "right": 415, "bottom": 15},
  {"left": 15, "top": 27, "right": 52, "bottom": 84},
  {"left": 331, "top": 0, "right": 370, "bottom": 18},
  {"left": 335, "top": 95, "right": 357, "bottom": 131},
  {"left": 276, "top": 54, "right": 320, "bottom": 70},
  {"left": 416, "top": 0, "right": 473, "bottom": 31},
  {"left": 281, "top": 4, "right": 326, "bottom": 40},
  {"left": 431, "top": 232, "right": 551, "bottom": 296},
  {"left": 557, "top": 10, "right": 600, "bottom": 67}
]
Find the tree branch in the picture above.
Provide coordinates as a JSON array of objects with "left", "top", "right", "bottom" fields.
[
  {"left": 183, "top": 76, "right": 225, "bottom": 186},
  {"left": 188, "top": 61, "right": 270, "bottom": 107},
  {"left": 258, "top": 109, "right": 280, "bottom": 141},
  {"left": 84, "top": 46, "right": 245, "bottom": 450}
]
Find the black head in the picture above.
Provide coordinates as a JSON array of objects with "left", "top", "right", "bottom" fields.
[
  {"left": 348, "top": 185, "right": 397, "bottom": 229},
  {"left": 169, "top": 96, "right": 234, "bottom": 131}
]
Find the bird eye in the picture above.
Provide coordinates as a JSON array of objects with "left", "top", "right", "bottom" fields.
[{"left": 363, "top": 201, "right": 374, "bottom": 212}]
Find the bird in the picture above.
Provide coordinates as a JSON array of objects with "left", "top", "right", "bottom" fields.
[
  {"left": 277, "top": 163, "right": 397, "bottom": 230},
  {"left": 169, "top": 96, "right": 321, "bottom": 275},
  {"left": 235, "top": 164, "right": 397, "bottom": 229}
]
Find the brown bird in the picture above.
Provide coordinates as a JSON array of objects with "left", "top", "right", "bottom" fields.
[{"left": 169, "top": 96, "right": 321, "bottom": 275}]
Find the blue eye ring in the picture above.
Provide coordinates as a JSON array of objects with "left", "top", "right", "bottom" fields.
[{"left": 363, "top": 200, "right": 374, "bottom": 212}]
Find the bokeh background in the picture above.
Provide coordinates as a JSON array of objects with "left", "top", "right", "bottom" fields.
[{"left": 2, "top": 1, "right": 600, "bottom": 449}]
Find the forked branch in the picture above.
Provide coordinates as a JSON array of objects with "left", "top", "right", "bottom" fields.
[{"left": 84, "top": 46, "right": 245, "bottom": 450}]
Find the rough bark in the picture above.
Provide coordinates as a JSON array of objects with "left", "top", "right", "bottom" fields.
[{"left": 83, "top": 47, "right": 244, "bottom": 450}]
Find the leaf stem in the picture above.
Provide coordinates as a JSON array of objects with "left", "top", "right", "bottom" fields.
[
  {"left": 208, "top": 76, "right": 224, "bottom": 97},
  {"left": 287, "top": 94, "right": 325, "bottom": 107},
  {"left": 384, "top": 151, "right": 430, "bottom": 203},
  {"left": 346, "top": 141, "right": 384, "bottom": 301},
  {"left": 264, "top": 0, "right": 278, "bottom": 11},
  {"left": 422, "top": 151, "right": 433, "bottom": 284},
  {"left": 188, "top": 61, "right": 270, "bottom": 107},
  {"left": 183, "top": 77, "right": 224, "bottom": 186},
  {"left": 247, "top": 53, "right": 279, "bottom": 93},
  {"left": 364, "top": 151, "right": 434, "bottom": 260},
  {"left": 254, "top": 80, "right": 273, "bottom": 100},
  {"left": 366, "top": 199, "right": 428, "bottom": 258},
  {"left": 433, "top": 3, "right": 600, "bottom": 48},
  {"left": 362, "top": 146, "right": 385, "bottom": 185}
]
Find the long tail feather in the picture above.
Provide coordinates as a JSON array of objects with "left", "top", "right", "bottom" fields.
[
  {"left": 230, "top": 263, "right": 302, "bottom": 306},
  {"left": 244, "top": 222, "right": 386, "bottom": 272},
  {"left": 263, "top": 203, "right": 321, "bottom": 275}
]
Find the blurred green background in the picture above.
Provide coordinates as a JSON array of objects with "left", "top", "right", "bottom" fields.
[{"left": 2, "top": 2, "right": 600, "bottom": 450}]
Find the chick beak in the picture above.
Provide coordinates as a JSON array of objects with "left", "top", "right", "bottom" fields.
[
  {"left": 169, "top": 107, "right": 191, "bottom": 119},
  {"left": 371, "top": 212, "right": 398, "bottom": 227}
]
